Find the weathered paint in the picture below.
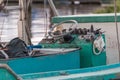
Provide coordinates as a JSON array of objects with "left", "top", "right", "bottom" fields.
[
  {"left": 20, "top": 63, "right": 120, "bottom": 80},
  {"left": 41, "top": 35, "right": 106, "bottom": 68},
  {"left": 0, "top": 68, "right": 17, "bottom": 80},
  {"left": 2, "top": 63, "right": 120, "bottom": 80},
  {"left": 0, "top": 64, "right": 20, "bottom": 80},
  {"left": 6, "top": 49, "right": 80, "bottom": 74}
]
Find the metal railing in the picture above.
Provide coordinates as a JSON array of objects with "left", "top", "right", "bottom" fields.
[{"left": 0, "top": 64, "right": 21, "bottom": 80}]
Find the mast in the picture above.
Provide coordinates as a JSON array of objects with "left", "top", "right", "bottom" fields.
[
  {"left": 114, "top": 0, "right": 120, "bottom": 61},
  {"left": 18, "top": 0, "right": 32, "bottom": 45}
]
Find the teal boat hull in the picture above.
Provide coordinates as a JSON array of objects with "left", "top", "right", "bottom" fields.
[
  {"left": 1, "top": 49, "right": 80, "bottom": 74},
  {"left": 40, "top": 35, "right": 106, "bottom": 68},
  {"left": 1, "top": 63, "right": 120, "bottom": 80},
  {"left": 0, "top": 48, "right": 120, "bottom": 80},
  {"left": 20, "top": 63, "right": 120, "bottom": 80}
]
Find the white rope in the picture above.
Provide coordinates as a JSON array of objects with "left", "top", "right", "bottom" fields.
[{"left": 93, "top": 35, "right": 105, "bottom": 55}]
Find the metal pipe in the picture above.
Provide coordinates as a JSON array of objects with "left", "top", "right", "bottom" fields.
[{"left": 48, "top": 0, "right": 59, "bottom": 16}]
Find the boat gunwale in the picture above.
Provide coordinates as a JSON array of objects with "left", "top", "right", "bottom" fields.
[
  {"left": 0, "top": 64, "right": 21, "bottom": 80},
  {"left": 20, "top": 63, "right": 120, "bottom": 79},
  {"left": 0, "top": 48, "right": 80, "bottom": 61}
]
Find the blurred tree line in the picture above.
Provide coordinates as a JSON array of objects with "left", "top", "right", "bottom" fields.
[{"left": 94, "top": 0, "right": 120, "bottom": 13}]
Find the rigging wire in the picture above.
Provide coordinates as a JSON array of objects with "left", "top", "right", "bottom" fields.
[
  {"left": 0, "top": 0, "right": 9, "bottom": 42},
  {"left": 25, "top": 0, "right": 32, "bottom": 45},
  {"left": 114, "top": 0, "right": 120, "bottom": 61},
  {"left": 44, "top": 0, "right": 48, "bottom": 37}
]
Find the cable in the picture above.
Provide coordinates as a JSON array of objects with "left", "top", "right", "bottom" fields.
[{"left": 93, "top": 43, "right": 102, "bottom": 55}]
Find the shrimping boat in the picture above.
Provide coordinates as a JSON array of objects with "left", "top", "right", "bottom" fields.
[{"left": 0, "top": 0, "right": 120, "bottom": 80}]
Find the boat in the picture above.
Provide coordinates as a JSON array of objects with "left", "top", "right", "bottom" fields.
[{"left": 0, "top": 0, "right": 120, "bottom": 80}]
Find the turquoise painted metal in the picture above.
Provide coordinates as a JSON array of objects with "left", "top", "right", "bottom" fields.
[
  {"left": 2, "top": 62, "right": 120, "bottom": 80},
  {"left": 20, "top": 63, "right": 120, "bottom": 80},
  {"left": 80, "top": 35, "right": 106, "bottom": 68},
  {"left": 41, "top": 35, "right": 106, "bottom": 68},
  {"left": 0, "top": 68, "right": 16, "bottom": 80},
  {"left": 0, "top": 64, "right": 20, "bottom": 80},
  {"left": 5, "top": 49, "right": 80, "bottom": 74}
]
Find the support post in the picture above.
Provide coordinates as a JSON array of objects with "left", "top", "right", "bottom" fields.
[
  {"left": 18, "top": 0, "right": 32, "bottom": 45},
  {"left": 114, "top": 0, "right": 120, "bottom": 62}
]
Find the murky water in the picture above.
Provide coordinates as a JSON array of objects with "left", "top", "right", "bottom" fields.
[{"left": 0, "top": 3, "right": 101, "bottom": 44}]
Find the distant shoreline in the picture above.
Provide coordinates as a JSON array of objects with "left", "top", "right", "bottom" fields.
[{"left": 3, "top": 0, "right": 102, "bottom": 5}]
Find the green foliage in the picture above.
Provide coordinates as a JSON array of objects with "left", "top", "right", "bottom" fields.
[{"left": 94, "top": 0, "right": 120, "bottom": 13}]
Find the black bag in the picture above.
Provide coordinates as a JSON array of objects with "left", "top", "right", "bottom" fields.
[{"left": 5, "top": 37, "right": 29, "bottom": 58}]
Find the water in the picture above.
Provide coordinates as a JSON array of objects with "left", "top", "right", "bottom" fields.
[{"left": 0, "top": 3, "right": 101, "bottom": 44}]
